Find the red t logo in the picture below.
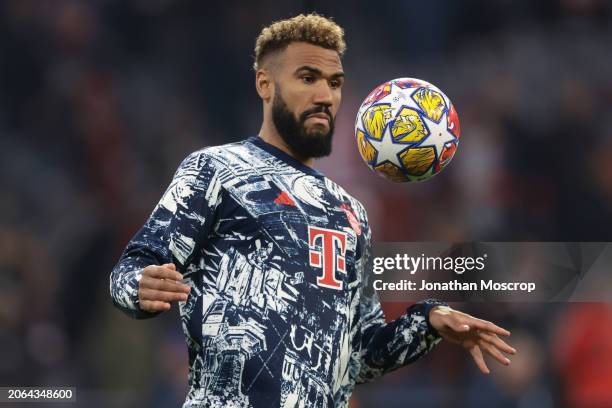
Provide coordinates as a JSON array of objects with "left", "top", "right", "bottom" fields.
[{"left": 308, "top": 226, "right": 347, "bottom": 290}]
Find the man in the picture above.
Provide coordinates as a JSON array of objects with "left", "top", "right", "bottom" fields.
[{"left": 110, "top": 13, "right": 515, "bottom": 408}]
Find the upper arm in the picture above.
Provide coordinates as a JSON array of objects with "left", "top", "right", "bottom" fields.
[{"left": 147, "top": 151, "right": 222, "bottom": 268}]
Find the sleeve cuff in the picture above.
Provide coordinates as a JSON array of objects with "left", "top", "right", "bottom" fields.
[
  {"left": 414, "top": 299, "right": 448, "bottom": 338},
  {"left": 110, "top": 267, "right": 161, "bottom": 320}
]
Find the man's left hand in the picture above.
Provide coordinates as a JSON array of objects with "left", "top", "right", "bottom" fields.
[{"left": 429, "top": 305, "right": 516, "bottom": 374}]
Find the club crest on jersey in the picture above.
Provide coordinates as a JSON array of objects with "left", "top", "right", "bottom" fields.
[{"left": 308, "top": 226, "right": 347, "bottom": 290}]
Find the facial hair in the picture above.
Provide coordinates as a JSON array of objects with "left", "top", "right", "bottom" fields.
[{"left": 271, "top": 85, "right": 335, "bottom": 159}]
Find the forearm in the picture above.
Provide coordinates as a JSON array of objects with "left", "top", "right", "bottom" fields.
[
  {"left": 357, "top": 299, "right": 446, "bottom": 383},
  {"left": 109, "top": 150, "right": 218, "bottom": 319}
]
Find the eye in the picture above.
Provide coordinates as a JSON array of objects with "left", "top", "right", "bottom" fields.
[
  {"left": 301, "top": 75, "right": 315, "bottom": 84},
  {"left": 330, "top": 79, "right": 342, "bottom": 89}
]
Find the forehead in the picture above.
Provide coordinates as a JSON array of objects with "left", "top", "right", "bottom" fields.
[{"left": 280, "top": 42, "right": 343, "bottom": 74}]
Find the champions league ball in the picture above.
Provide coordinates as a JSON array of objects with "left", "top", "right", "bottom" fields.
[{"left": 354, "top": 78, "right": 460, "bottom": 182}]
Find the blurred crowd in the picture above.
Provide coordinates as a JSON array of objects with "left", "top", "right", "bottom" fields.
[{"left": 1, "top": 0, "right": 611, "bottom": 407}]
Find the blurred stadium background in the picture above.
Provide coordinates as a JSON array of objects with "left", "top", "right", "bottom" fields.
[{"left": 1, "top": 0, "right": 612, "bottom": 407}]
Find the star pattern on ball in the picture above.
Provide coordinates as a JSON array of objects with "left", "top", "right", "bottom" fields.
[
  {"left": 367, "top": 125, "right": 409, "bottom": 168},
  {"left": 420, "top": 111, "right": 456, "bottom": 160}
]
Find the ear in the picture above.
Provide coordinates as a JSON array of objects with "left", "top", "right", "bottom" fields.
[{"left": 255, "top": 69, "right": 274, "bottom": 102}]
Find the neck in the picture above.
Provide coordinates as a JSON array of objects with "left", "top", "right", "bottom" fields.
[{"left": 258, "top": 120, "right": 315, "bottom": 168}]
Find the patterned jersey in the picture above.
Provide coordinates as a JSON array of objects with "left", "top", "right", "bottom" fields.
[{"left": 110, "top": 136, "right": 444, "bottom": 408}]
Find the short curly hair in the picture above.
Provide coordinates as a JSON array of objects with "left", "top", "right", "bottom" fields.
[{"left": 253, "top": 13, "right": 346, "bottom": 71}]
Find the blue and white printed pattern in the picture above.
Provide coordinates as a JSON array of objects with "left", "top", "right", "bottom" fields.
[{"left": 110, "top": 136, "right": 444, "bottom": 407}]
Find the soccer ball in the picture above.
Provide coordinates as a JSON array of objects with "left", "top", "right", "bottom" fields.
[{"left": 354, "top": 78, "right": 460, "bottom": 182}]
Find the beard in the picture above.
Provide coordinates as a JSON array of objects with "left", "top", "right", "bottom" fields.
[{"left": 271, "top": 86, "right": 335, "bottom": 159}]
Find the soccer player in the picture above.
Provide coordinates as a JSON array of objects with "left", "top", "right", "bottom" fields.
[{"left": 110, "top": 13, "right": 515, "bottom": 408}]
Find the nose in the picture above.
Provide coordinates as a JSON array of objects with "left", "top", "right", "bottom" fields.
[{"left": 312, "top": 80, "right": 333, "bottom": 107}]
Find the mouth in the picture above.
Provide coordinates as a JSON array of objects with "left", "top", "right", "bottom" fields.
[{"left": 306, "top": 113, "right": 331, "bottom": 123}]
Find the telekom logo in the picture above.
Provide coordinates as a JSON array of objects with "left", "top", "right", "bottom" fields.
[{"left": 308, "top": 226, "right": 347, "bottom": 290}]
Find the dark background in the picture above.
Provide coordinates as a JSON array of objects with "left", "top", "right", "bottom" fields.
[{"left": 1, "top": 0, "right": 611, "bottom": 407}]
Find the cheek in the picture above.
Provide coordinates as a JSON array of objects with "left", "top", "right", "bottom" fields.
[
  {"left": 283, "top": 89, "right": 307, "bottom": 111},
  {"left": 332, "top": 92, "right": 342, "bottom": 113}
]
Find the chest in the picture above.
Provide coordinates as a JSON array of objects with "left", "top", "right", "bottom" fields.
[{"left": 212, "top": 173, "right": 366, "bottom": 286}]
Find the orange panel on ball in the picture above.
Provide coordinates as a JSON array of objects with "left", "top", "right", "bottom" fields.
[
  {"left": 361, "top": 104, "right": 392, "bottom": 140},
  {"left": 356, "top": 129, "right": 377, "bottom": 164},
  {"left": 391, "top": 107, "right": 428, "bottom": 143},
  {"left": 374, "top": 162, "right": 409, "bottom": 182},
  {"left": 412, "top": 88, "right": 447, "bottom": 123},
  {"left": 400, "top": 147, "right": 436, "bottom": 176}
]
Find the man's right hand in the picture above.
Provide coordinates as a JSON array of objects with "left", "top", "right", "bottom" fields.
[{"left": 138, "top": 263, "right": 191, "bottom": 313}]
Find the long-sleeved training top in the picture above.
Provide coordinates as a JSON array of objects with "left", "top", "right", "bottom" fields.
[{"left": 110, "top": 136, "right": 444, "bottom": 408}]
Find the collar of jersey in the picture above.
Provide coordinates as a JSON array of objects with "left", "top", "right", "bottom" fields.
[{"left": 247, "top": 136, "right": 325, "bottom": 178}]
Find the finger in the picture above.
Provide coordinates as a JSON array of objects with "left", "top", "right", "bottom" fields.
[
  {"left": 478, "top": 339, "right": 511, "bottom": 366},
  {"left": 140, "top": 300, "right": 171, "bottom": 312},
  {"left": 140, "top": 288, "right": 189, "bottom": 303},
  {"left": 140, "top": 276, "right": 191, "bottom": 293},
  {"left": 468, "top": 318, "right": 511, "bottom": 337},
  {"left": 469, "top": 345, "right": 490, "bottom": 374},
  {"left": 478, "top": 331, "right": 517, "bottom": 354},
  {"left": 143, "top": 265, "right": 183, "bottom": 281},
  {"left": 162, "top": 263, "right": 176, "bottom": 270}
]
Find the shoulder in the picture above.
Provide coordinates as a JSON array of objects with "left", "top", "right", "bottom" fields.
[{"left": 178, "top": 138, "right": 255, "bottom": 173}]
